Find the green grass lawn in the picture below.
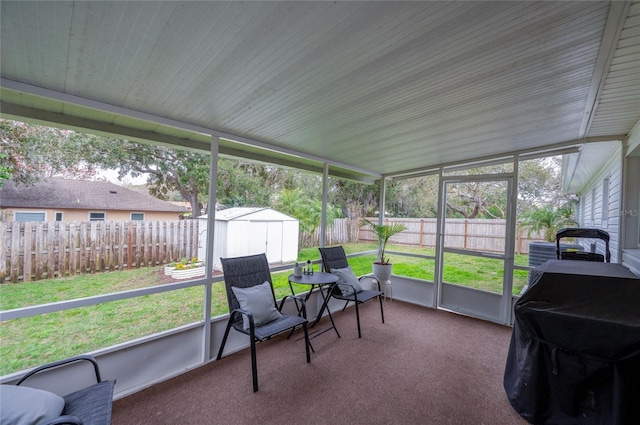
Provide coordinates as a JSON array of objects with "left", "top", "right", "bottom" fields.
[{"left": 0, "top": 243, "right": 529, "bottom": 375}]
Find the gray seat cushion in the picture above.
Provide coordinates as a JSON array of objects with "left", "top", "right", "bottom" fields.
[
  {"left": 0, "top": 384, "right": 65, "bottom": 425},
  {"left": 231, "top": 280, "right": 283, "bottom": 330},
  {"left": 330, "top": 266, "right": 363, "bottom": 296}
]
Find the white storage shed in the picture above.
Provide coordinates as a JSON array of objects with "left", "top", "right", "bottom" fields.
[{"left": 198, "top": 207, "right": 299, "bottom": 270}]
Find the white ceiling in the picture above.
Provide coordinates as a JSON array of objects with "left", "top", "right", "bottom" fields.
[{"left": 1, "top": 1, "right": 639, "bottom": 183}]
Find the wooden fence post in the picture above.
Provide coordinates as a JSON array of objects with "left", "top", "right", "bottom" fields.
[
  {"left": 127, "top": 223, "right": 133, "bottom": 270},
  {"left": 69, "top": 222, "right": 77, "bottom": 276},
  {"left": 35, "top": 222, "right": 44, "bottom": 280},
  {"left": 24, "top": 222, "right": 33, "bottom": 282},
  {"left": 463, "top": 220, "right": 469, "bottom": 250},
  {"left": 0, "top": 222, "right": 6, "bottom": 282}
]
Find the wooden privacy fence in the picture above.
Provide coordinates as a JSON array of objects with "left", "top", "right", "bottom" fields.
[
  {"left": 0, "top": 220, "right": 199, "bottom": 283},
  {"left": 359, "top": 218, "right": 544, "bottom": 254},
  {"left": 309, "top": 218, "right": 357, "bottom": 247}
]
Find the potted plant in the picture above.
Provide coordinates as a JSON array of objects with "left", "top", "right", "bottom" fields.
[{"left": 361, "top": 218, "right": 407, "bottom": 283}]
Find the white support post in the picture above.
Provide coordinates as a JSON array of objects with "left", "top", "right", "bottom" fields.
[
  {"left": 320, "top": 163, "right": 329, "bottom": 248},
  {"left": 377, "top": 177, "right": 387, "bottom": 262},
  {"left": 502, "top": 155, "right": 518, "bottom": 325},
  {"left": 434, "top": 168, "right": 445, "bottom": 310},
  {"left": 203, "top": 135, "right": 219, "bottom": 362}
]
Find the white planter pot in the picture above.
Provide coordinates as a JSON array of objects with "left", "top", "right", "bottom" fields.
[
  {"left": 171, "top": 266, "right": 205, "bottom": 280},
  {"left": 372, "top": 263, "right": 392, "bottom": 283},
  {"left": 293, "top": 266, "right": 303, "bottom": 277}
]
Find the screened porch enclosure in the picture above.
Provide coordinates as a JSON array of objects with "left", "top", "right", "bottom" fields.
[{"left": 1, "top": 0, "right": 639, "bottom": 419}]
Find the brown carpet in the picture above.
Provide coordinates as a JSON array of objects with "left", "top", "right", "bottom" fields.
[{"left": 112, "top": 301, "right": 527, "bottom": 425}]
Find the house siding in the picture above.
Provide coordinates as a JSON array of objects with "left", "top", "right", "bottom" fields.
[
  {"left": 622, "top": 120, "right": 640, "bottom": 275},
  {"left": 1, "top": 208, "right": 182, "bottom": 222},
  {"left": 576, "top": 146, "right": 622, "bottom": 263}
]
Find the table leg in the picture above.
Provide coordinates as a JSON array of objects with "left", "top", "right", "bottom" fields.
[
  {"left": 311, "top": 284, "right": 341, "bottom": 338},
  {"left": 287, "top": 280, "right": 316, "bottom": 347}
]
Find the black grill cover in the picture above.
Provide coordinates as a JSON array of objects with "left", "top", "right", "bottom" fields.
[{"left": 504, "top": 260, "right": 640, "bottom": 425}]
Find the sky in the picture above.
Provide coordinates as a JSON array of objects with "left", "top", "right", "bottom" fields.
[{"left": 96, "top": 168, "right": 148, "bottom": 186}]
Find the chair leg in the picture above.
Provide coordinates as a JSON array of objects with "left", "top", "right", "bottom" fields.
[
  {"left": 250, "top": 332, "right": 258, "bottom": 392},
  {"left": 216, "top": 318, "right": 234, "bottom": 360},
  {"left": 303, "top": 322, "right": 311, "bottom": 363},
  {"left": 355, "top": 301, "right": 362, "bottom": 338},
  {"left": 378, "top": 295, "right": 385, "bottom": 324}
]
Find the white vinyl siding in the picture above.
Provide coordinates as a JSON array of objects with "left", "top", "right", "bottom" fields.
[{"left": 578, "top": 148, "right": 622, "bottom": 263}]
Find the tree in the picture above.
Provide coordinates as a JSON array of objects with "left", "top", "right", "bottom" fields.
[
  {"left": 74, "top": 136, "right": 211, "bottom": 216},
  {"left": 217, "top": 158, "right": 272, "bottom": 208},
  {"left": 519, "top": 204, "right": 577, "bottom": 242},
  {"left": 386, "top": 175, "right": 439, "bottom": 218},
  {"left": 0, "top": 120, "right": 99, "bottom": 185},
  {"left": 445, "top": 180, "right": 508, "bottom": 219},
  {"left": 0, "top": 153, "right": 11, "bottom": 187},
  {"left": 273, "top": 188, "right": 341, "bottom": 247},
  {"left": 517, "top": 157, "right": 565, "bottom": 215},
  {"left": 1, "top": 120, "right": 266, "bottom": 215},
  {"left": 328, "top": 179, "right": 379, "bottom": 218}
]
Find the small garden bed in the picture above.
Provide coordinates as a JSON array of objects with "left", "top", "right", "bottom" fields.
[{"left": 164, "top": 258, "right": 205, "bottom": 280}]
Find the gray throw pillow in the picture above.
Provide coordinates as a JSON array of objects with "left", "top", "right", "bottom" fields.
[
  {"left": 330, "top": 266, "right": 363, "bottom": 296},
  {"left": 232, "top": 281, "right": 283, "bottom": 330},
  {"left": 0, "top": 384, "right": 65, "bottom": 425}
]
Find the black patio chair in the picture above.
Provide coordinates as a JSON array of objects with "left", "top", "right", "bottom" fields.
[
  {"left": 7, "top": 355, "right": 115, "bottom": 425},
  {"left": 216, "top": 253, "right": 311, "bottom": 392},
  {"left": 318, "top": 246, "right": 384, "bottom": 338}
]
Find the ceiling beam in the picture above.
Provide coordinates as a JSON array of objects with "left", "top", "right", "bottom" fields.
[
  {"left": 0, "top": 79, "right": 381, "bottom": 180},
  {"left": 1, "top": 99, "right": 378, "bottom": 184}
]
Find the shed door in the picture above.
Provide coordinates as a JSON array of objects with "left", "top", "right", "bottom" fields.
[
  {"left": 248, "top": 221, "right": 283, "bottom": 263},
  {"left": 266, "top": 222, "right": 283, "bottom": 263}
]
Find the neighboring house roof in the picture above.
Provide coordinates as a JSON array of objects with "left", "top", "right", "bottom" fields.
[
  {"left": 0, "top": 178, "right": 187, "bottom": 212},
  {"left": 200, "top": 207, "right": 298, "bottom": 222}
]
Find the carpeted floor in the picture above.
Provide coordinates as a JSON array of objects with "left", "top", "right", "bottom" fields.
[{"left": 112, "top": 300, "right": 527, "bottom": 425}]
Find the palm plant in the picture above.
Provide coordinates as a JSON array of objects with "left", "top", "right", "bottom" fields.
[
  {"left": 362, "top": 219, "right": 407, "bottom": 264},
  {"left": 519, "top": 205, "right": 577, "bottom": 242}
]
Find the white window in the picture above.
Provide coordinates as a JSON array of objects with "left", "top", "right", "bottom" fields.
[
  {"left": 601, "top": 178, "right": 609, "bottom": 225},
  {"left": 15, "top": 212, "right": 46, "bottom": 222},
  {"left": 131, "top": 212, "right": 145, "bottom": 221},
  {"left": 89, "top": 212, "right": 106, "bottom": 221},
  {"left": 590, "top": 188, "right": 596, "bottom": 225},
  {"left": 55, "top": 212, "right": 63, "bottom": 221}
]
